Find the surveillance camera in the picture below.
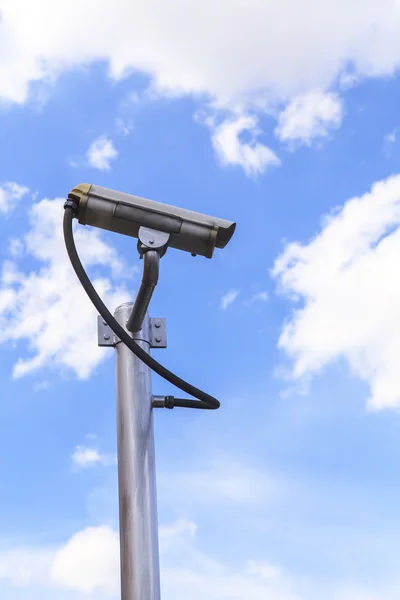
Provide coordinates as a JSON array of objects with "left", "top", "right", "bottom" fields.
[{"left": 68, "top": 184, "right": 236, "bottom": 259}]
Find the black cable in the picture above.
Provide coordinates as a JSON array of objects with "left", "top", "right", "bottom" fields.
[
  {"left": 63, "top": 205, "right": 219, "bottom": 410},
  {"left": 152, "top": 396, "right": 211, "bottom": 409},
  {"left": 169, "top": 397, "right": 212, "bottom": 409}
]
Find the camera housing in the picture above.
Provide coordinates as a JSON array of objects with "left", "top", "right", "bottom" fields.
[{"left": 68, "top": 184, "right": 236, "bottom": 258}]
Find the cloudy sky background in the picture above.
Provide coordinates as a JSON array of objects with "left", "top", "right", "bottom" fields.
[{"left": 1, "top": 1, "right": 400, "bottom": 598}]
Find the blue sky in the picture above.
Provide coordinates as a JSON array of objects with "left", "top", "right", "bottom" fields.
[{"left": 2, "top": 2, "right": 400, "bottom": 599}]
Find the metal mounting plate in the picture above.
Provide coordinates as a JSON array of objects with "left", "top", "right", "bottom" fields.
[
  {"left": 97, "top": 316, "right": 167, "bottom": 348},
  {"left": 149, "top": 318, "right": 167, "bottom": 348},
  {"left": 98, "top": 316, "right": 115, "bottom": 347}
]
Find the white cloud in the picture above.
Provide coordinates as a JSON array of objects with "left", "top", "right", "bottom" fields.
[
  {"left": 0, "top": 194, "right": 130, "bottom": 380},
  {"left": 72, "top": 445, "right": 116, "bottom": 468},
  {"left": 254, "top": 291, "right": 269, "bottom": 302},
  {"left": 8, "top": 238, "right": 24, "bottom": 257},
  {"left": 273, "top": 173, "right": 400, "bottom": 410},
  {"left": 50, "top": 526, "right": 120, "bottom": 595},
  {"left": 1, "top": 0, "right": 400, "bottom": 176},
  {"left": 71, "top": 446, "right": 102, "bottom": 467},
  {"left": 245, "top": 291, "right": 269, "bottom": 306},
  {"left": 2, "top": 0, "right": 400, "bottom": 110},
  {"left": 385, "top": 129, "right": 397, "bottom": 144},
  {"left": 338, "top": 71, "right": 360, "bottom": 90},
  {"left": 86, "top": 135, "right": 118, "bottom": 170},
  {"left": 130, "top": 91, "right": 140, "bottom": 104},
  {"left": 275, "top": 90, "right": 343, "bottom": 145},
  {"left": 0, "top": 521, "right": 302, "bottom": 600},
  {"left": 0, "top": 183, "right": 29, "bottom": 215},
  {"left": 2, "top": 517, "right": 400, "bottom": 600},
  {"left": 158, "top": 460, "right": 278, "bottom": 508},
  {"left": 115, "top": 117, "right": 133, "bottom": 136},
  {"left": 334, "top": 591, "right": 380, "bottom": 600},
  {"left": 33, "top": 380, "right": 51, "bottom": 392},
  {"left": 0, "top": 547, "right": 54, "bottom": 587},
  {"left": 212, "top": 115, "right": 280, "bottom": 175},
  {"left": 334, "top": 588, "right": 400, "bottom": 600},
  {"left": 3, "top": 2, "right": 400, "bottom": 165},
  {"left": 220, "top": 288, "right": 239, "bottom": 310},
  {"left": 159, "top": 519, "right": 197, "bottom": 547},
  {"left": 159, "top": 522, "right": 302, "bottom": 600}
]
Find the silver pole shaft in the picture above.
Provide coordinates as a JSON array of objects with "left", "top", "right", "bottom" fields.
[{"left": 114, "top": 303, "right": 161, "bottom": 600}]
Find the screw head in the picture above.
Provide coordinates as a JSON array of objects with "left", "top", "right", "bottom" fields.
[
  {"left": 155, "top": 336, "right": 162, "bottom": 343},
  {"left": 104, "top": 334, "right": 110, "bottom": 340},
  {"left": 103, "top": 320, "right": 108, "bottom": 326},
  {"left": 148, "top": 239, "right": 154, "bottom": 244},
  {"left": 155, "top": 321, "right": 161, "bottom": 328}
]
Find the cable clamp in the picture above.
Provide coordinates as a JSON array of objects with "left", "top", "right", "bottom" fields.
[
  {"left": 64, "top": 194, "right": 80, "bottom": 214},
  {"left": 164, "top": 395, "right": 175, "bottom": 409}
]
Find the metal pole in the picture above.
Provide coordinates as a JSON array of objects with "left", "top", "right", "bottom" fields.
[{"left": 114, "top": 303, "right": 161, "bottom": 600}]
